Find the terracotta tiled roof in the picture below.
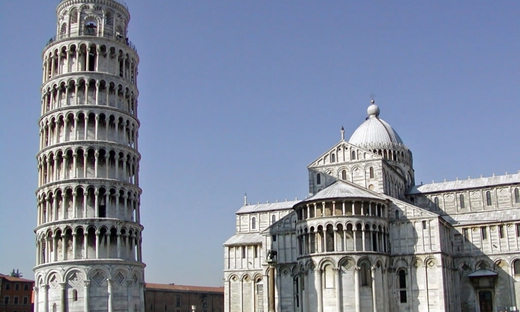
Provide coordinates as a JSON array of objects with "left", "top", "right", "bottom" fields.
[
  {"left": 145, "top": 283, "right": 223, "bottom": 294},
  {"left": 0, "top": 273, "right": 34, "bottom": 283}
]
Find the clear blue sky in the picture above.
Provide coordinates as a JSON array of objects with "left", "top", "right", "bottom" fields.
[{"left": 0, "top": 0, "right": 519, "bottom": 287}]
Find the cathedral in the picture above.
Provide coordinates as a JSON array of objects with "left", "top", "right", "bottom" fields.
[{"left": 223, "top": 101, "right": 520, "bottom": 312}]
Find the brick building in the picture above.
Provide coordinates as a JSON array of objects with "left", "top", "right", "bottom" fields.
[
  {"left": 145, "top": 284, "right": 223, "bottom": 312},
  {"left": 0, "top": 274, "right": 34, "bottom": 312}
]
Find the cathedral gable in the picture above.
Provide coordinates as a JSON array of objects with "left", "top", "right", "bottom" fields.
[
  {"left": 307, "top": 140, "right": 379, "bottom": 169},
  {"left": 389, "top": 198, "right": 439, "bottom": 220}
]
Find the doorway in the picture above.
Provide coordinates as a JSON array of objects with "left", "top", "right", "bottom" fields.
[{"left": 478, "top": 290, "right": 493, "bottom": 312}]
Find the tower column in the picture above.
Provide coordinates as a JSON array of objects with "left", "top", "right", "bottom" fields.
[
  {"left": 107, "top": 278, "right": 113, "bottom": 312},
  {"left": 34, "top": 287, "right": 39, "bottom": 312},
  {"left": 371, "top": 266, "right": 377, "bottom": 312},
  {"left": 354, "top": 267, "right": 360, "bottom": 312},
  {"left": 316, "top": 269, "right": 323, "bottom": 312},
  {"left": 84, "top": 280, "right": 90, "bottom": 312},
  {"left": 335, "top": 267, "right": 342, "bottom": 312},
  {"left": 43, "top": 284, "right": 49, "bottom": 312},
  {"left": 60, "top": 282, "right": 66, "bottom": 312},
  {"left": 72, "top": 233, "right": 77, "bottom": 259}
]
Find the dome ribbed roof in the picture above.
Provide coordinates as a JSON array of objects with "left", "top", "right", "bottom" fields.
[{"left": 349, "top": 101, "right": 404, "bottom": 146}]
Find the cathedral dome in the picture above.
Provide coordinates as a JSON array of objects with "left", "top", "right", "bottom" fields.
[{"left": 349, "top": 100, "right": 404, "bottom": 147}]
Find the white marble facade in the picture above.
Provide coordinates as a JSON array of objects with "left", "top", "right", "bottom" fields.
[
  {"left": 35, "top": 1, "right": 145, "bottom": 311},
  {"left": 224, "top": 101, "right": 520, "bottom": 312}
]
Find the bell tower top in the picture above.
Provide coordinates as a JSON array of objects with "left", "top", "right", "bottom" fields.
[{"left": 55, "top": 0, "right": 131, "bottom": 41}]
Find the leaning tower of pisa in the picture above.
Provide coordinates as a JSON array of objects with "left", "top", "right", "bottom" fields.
[{"left": 35, "top": 0, "right": 144, "bottom": 311}]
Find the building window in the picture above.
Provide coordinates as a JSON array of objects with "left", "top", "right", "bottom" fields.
[
  {"left": 341, "top": 170, "right": 347, "bottom": 180},
  {"left": 459, "top": 194, "right": 465, "bottom": 209},
  {"left": 316, "top": 173, "right": 321, "bottom": 185},
  {"left": 463, "top": 228, "right": 469, "bottom": 241},
  {"left": 434, "top": 197, "right": 439, "bottom": 209},
  {"left": 515, "top": 188, "right": 520, "bottom": 203},
  {"left": 4, "top": 296, "right": 9, "bottom": 304},
  {"left": 272, "top": 235, "right": 276, "bottom": 242},
  {"left": 14, "top": 296, "right": 19, "bottom": 304},
  {"left": 15, "top": 283, "right": 20, "bottom": 291},
  {"left": 251, "top": 217, "right": 256, "bottom": 230},
  {"left": 481, "top": 227, "right": 487, "bottom": 240},
  {"left": 271, "top": 215, "right": 276, "bottom": 224},
  {"left": 486, "top": 191, "right": 492, "bottom": 206},
  {"left": 23, "top": 296, "right": 29, "bottom": 304},
  {"left": 351, "top": 150, "right": 356, "bottom": 160},
  {"left": 176, "top": 296, "right": 181, "bottom": 307},
  {"left": 254, "top": 245, "right": 258, "bottom": 258},
  {"left": 499, "top": 225, "right": 504, "bottom": 238},
  {"left": 72, "top": 289, "right": 78, "bottom": 301},
  {"left": 242, "top": 246, "right": 246, "bottom": 258},
  {"left": 331, "top": 154, "right": 335, "bottom": 163},
  {"left": 24, "top": 284, "right": 29, "bottom": 291},
  {"left": 369, "top": 167, "right": 374, "bottom": 179},
  {"left": 5, "top": 283, "right": 10, "bottom": 290},
  {"left": 514, "top": 260, "right": 520, "bottom": 275},
  {"left": 395, "top": 210, "right": 399, "bottom": 219},
  {"left": 398, "top": 270, "right": 407, "bottom": 303}
]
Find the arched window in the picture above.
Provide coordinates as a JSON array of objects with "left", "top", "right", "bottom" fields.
[
  {"left": 72, "top": 289, "right": 78, "bottom": 301},
  {"left": 515, "top": 188, "right": 519, "bottom": 203},
  {"left": 514, "top": 259, "right": 520, "bottom": 275},
  {"left": 398, "top": 269, "right": 407, "bottom": 303},
  {"left": 331, "top": 154, "right": 335, "bottom": 163},
  {"left": 459, "top": 194, "right": 465, "bottom": 209},
  {"left": 105, "top": 11, "right": 113, "bottom": 26},
  {"left": 369, "top": 167, "right": 374, "bottom": 179},
  {"left": 316, "top": 173, "right": 321, "bottom": 185},
  {"left": 251, "top": 217, "right": 256, "bottom": 230},
  {"left": 326, "top": 225, "right": 334, "bottom": 252},
  {"left": 351, "top": 150, "right": 356, "bottom": 160},
  {"left": 60, "top": 23, "right": 67, "bottom": 39},
  {"left": 486, "top": 191, "right": 492, "bottom": 206},
  {"left": 359, "top": 262, "right": 371, "bottom": 287},
  {"left": 434, "top": 197, "right": 439, "bottom": 209},
  {"left": 70, "top": 8, "right": 78, "bottom": 24},
  {"left": 323, "top": 264, "right": 334, "bottom": 288},
  {"left": 256, "top": 279, "right": 264, "bottom": 309},
  {"left": 85, "top": 20, "right": 97, "bottom": 36}
]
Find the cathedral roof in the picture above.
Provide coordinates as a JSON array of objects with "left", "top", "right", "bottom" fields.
[
  {"left": 408, "top": 172, "right": 520, "bottom": 194},
  {"left": 237, "top": 200, "right": 300, "bottom": 214},
  {"left": 224, "top": 233, "right": 263, "bottom": 246},
  {"left": 301, "top": 180, "right": 384, "bottom": 203},
  {"left": 349, "top": 101, "right": 405, "bottom": 147}
]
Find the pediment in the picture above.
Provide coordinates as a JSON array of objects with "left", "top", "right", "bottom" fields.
[
  {"left": 389, "top": 198, "right": 440, "bottom": 220},
  {"left": 263, "top": 211, "right": 297, "bottom": 234},
  {"left": 307, "top": 140, "right": 380, "bottom": 169}
]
